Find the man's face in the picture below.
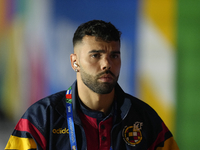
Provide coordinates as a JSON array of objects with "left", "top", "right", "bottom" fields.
[{"left": 75, "top": 35, "right": 121, "bottom": 94}]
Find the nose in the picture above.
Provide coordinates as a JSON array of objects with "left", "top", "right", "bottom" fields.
[{"left": 101, "top": 57, "right": 111, "bottom": 70}]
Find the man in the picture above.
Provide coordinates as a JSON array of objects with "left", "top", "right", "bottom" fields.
[{"left": 5, "top": 20, "right": 179, "bottom": 150}]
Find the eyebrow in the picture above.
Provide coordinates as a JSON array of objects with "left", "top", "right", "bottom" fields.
[
  {"left": 88, "top": 50, "right": 105, "bottom": 53},
  {"left": 88, "top": 50, "right": 120, "bottom": 54},
  {"left": 111, "top": 51, "right": 121, "bottom": 55}
]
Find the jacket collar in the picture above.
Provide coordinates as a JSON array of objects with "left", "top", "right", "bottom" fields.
[
  {"left": 55, "top": 80, "right": 132, "bottom": 123},
  {"left": 114, "top": 83, "right": 132, "bottom": 120}
]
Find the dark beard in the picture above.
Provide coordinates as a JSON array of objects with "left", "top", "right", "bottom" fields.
[{"left": 80, "top": 69, "right": 118, "bottom": 94}]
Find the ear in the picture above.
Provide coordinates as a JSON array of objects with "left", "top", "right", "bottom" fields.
[{"left": 70, "top": 53, "right": 78, "bottom": 71}]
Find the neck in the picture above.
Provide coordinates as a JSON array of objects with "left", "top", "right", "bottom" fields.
[{"left": 77, "top": 79, "right": 115, "bottom": 115}]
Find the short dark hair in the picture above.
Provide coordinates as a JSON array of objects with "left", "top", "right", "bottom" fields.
[{"left": 73, "top": 20, "right": 121, "bottom": 47}]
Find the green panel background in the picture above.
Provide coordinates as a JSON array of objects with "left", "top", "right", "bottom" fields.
[{"left": 176, "top": 0, "right": 200, "bottom": 149}]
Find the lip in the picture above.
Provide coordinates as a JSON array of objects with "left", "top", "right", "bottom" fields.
[{"left": 98, "top": 74, "right": 113, "bottom": 82}]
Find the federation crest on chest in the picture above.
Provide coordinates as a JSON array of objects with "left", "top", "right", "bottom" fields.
[{"left": 122, "top": 121, "right": 143, "bottom": 146}]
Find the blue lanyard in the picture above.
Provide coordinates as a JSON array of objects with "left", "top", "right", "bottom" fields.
[
  {"left": 66, "top": 87, "right": 78, "bottom": 150},
  {"left": 65, "top": 87, "right": 116, "bottom": 150}
]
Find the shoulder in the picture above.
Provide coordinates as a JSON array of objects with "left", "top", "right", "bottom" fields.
[
  {"left": 115, "top": 84, "right": 159, "bottom": 119},
  {"left": 125, "top": 93, "right": 157, "bottom": 113},
  {"left": 37, "top": 90, "right": 66, "bottom": 105},
  {"left": 126, "top": 93, "right": 162, "bottom": 123},
  {"left": 12, "top": 91, "right": 67, "bottom": 143},
  {"left": 123, "top": 93, "right": 170, "bottom": 132},
  {"left": 121, "top": 92, "right": 157, "bottom": 115},
  {"left": 26, "top": 90, "right": 66, "bottom": 112},
  {"left": 121, "top": 92, "right": 164, "bottom": 129},
  {"left": 21, "top": 91, "right": 66, "bottom": 127}
]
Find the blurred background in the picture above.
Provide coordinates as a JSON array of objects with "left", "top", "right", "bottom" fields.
[{"left": 0, "top": 0, "right": 200, "bottom": 149}]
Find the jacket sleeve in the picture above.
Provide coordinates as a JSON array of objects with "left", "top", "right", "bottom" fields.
[
  {"left": 5, "top": 118, "right": 42, "bottom": 150},
  {"left": 147, "top": 122, "right": 179, "bottom": 150},
  {"left": 5, "top": 135, "right": 37, "bottom": 150},
  {"left": 155, "top": 137, "right": 179, "bottom": 150},
  {"left": 5, "top": 100, "right": 49, "bottom": 150}
]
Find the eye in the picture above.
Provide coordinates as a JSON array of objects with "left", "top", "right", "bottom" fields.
[
  {"left": 91, "top": 53, "right": 101, "bottom": 58},
  {"left": 111, "top": 54, "right": 119, "bottom": 59}
]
